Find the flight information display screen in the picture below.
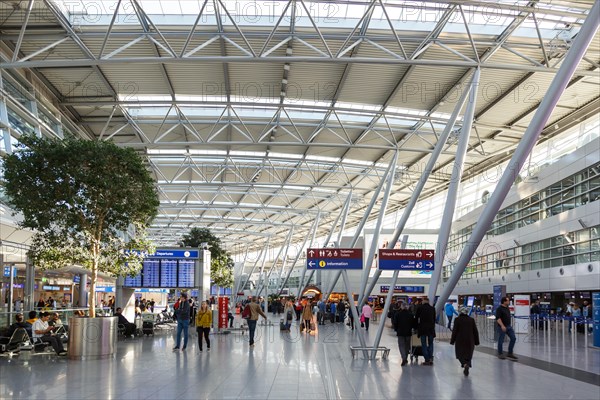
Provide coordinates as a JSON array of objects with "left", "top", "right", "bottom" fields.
[
  {"left": 160, "top": 259, "right": 178, "bottom": 288},
  {"left": 178, "top": 260, "right": 195, "bottom": 288},
  {"left": 142, "top": 259, "right": 160, "bottom": 287},
  {"left": 123, "top": 274, "right": 142, "bottom": 287},
  {"left": 120, "top": 251, "right": 197, "bottom": 288}
]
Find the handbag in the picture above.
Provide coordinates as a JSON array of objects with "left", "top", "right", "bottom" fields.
[
  {"left": 241, "top": 304, "right": 251, "bottom": 319},
  {"left": 360, "top": 313, "right": 365, "bottom": 323}
]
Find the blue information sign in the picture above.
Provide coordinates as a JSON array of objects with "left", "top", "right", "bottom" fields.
[
  {"left": 306, "top": 248, "right": 363, "bottom": 270},
  {"left": 150, "top": 249, "right": 199, "bottom": 259},
  {"left": 378, "top": 249, "right": 435, "bottom": 271},
  {"left": 3, "top": 266, "right": 16, "bottom": 277},
  {"left": 593, "top": 292, "right": 600, "bottom": 348}
]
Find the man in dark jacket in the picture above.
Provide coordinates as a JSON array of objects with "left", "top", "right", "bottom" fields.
[
  {"left": 392, "top": 302, "right": 414, "bottom": 366},
  {"left": 450, "top": 306, "right": 480, "bottom": 376},
  {"left": 415, "top": 297, "right": 436, "bottom": 365},
  {"left": 173, "top": 293, "right": 191, "bottom": 351}
]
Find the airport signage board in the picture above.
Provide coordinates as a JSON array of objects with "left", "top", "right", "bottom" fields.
[
  {"left": 378, "top": 249, "right": 435, "bottom": 271},
  {"left": 306, "top": 248, "right": 363, "bottom": 270}
]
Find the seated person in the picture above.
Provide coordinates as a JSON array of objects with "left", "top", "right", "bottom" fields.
[
  {"left": 26, "top": 310, "right": 38, "bottom": 325},
  {"left": 47, "top": 312, "right": 62, "bottom": 327},
  {"left": 31, "top": 312, "right": 67, "bottom": 356},
  {"left": 140, "top": 306, "right": 155, "bottom": 323},
  {"left": 7, "top": 314, "right": 32, "bottom": 339},
  {"left": 115, "top": 308, "right": 136, "bottom": 337}
]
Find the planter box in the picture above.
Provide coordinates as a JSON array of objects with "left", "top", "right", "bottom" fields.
[{"left": 68, "top": 316, "right": 117, "bottom": 360}]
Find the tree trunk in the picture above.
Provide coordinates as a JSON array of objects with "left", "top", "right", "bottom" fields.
[{"left": 89, "top": 244, "right": 99, "bottom": 318}]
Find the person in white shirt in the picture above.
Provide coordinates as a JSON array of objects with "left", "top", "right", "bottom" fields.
[{"left": 32, "top": 312, "right": 67, "bottom": 355}]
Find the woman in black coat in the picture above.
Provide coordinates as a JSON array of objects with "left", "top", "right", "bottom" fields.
[{"left": 450, "top": 307, "right": 480, "bottom": 376}]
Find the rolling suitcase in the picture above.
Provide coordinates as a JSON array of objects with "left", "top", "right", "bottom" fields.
[
  {"left": 410, "top": 334, "right": 423, "bottom": 362},
  {"left": 142, "top": 321, "right": 154, "bottom": 336}
]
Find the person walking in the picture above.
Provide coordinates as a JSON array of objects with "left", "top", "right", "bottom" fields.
[
  {"left": 247, "top": 297, "right": 267, "bottom": 347},
  {"left": 392, "top": 302, "right": 414, "bottom": 366},
  {"left": 195, "top": 301, "right": 212, "bottom": 352},
  {"left": 415, "top": 297, "right": 436, "bottom": 365},
  {"left": 283, "top": 300, "right": 294, "bottom": 330},
  {"left": 450, "top": 306, "right": 480, "bottom": 376},
  {"left": 173, "top": 293, "right": 191, "bottom": 351},
  {"left": 302, "top": 302, "right": 314, "bottom": 333},
  {"left": 495, "top": 296, "right": 518, "bottom": 360},
  {"left": 361, "top": 302, "right": 373, "bottom": 331},
  {"left": 444, "top": 301, "right": 458, "bottom": 329}
]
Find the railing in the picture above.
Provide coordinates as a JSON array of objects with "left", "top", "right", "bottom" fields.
[{"left": 0, "top": 307, "right": 114, "bottom": 329}]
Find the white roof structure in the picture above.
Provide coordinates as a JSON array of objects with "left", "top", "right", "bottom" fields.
[{"left": 1, "top": 0, "right": 598, "bottom": 255}]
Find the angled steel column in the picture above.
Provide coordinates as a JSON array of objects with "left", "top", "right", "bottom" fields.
[
  {"left": 435, "top": 0, "right": 600, "bottom": 314},
  {"left": 342, "top": 270, "right": 368, "bottom": 353},
  {"left": 275, "top": 226, "right": 296, "bottom": 292},
  {"left": 371, "top": 270, "right": 398, "bottom": 357},
  {"left": 295, "top": 211, "right": 321, "bottom": 299},
  {"left": 358, "top": 152, "right": 398, "bottom": 304},
  {"left": 246, "top": 238, "right": 270, "bottom": 298},
  {"left": 256, "top": 228, "right": 294, "bottom": 298},
  {"left": 386, "top": 69, "right": 476, "bottom": 250},
  {"left": 279, "top": 217, "right": 319, "bottom": 296},
  {"left": 297, "top": 194, "right": 350, "bottom": 298},
  {"left": 323, "top": 191, "right": 354, "bottom": 292},
  {"left": 360, "top": 235, "right": 408, "bottom": 308},
  {"left": 428, "top": 68, "right": 481, "bottom": 302},
  {"left": 324, "top": 159, "right": 396, "bottom": 299},
  {"left": 232, "top": 243, "right": 250, "bottom": 305}
]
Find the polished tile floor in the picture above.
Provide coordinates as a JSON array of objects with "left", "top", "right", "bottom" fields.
[{"left": 1, "top": 316, "right": 599, "bottom": 400}]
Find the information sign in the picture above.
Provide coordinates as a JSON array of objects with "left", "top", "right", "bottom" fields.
[
  {"left": 306, "top": 248, "right": 363, "bottom": 270},
  {"left": 218, "top": 297, "right": 229, "bottom": 329},
  {"left": 378, "top": 249, "right": 435, "bottom": 270}
]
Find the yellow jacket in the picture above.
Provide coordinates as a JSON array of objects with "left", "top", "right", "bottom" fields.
[{"left": 195, "top": 309, "right": 212, "bottom": 328}]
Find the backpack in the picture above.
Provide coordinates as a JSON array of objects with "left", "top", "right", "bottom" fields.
[
  {"left": 242, "top": 304, "right": 251, "bottom": 319},
  {"left": 286, "top": 310, "right": 293, "bottom": 321}
]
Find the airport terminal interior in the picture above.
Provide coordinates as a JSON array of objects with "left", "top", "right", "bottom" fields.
[{"left": 0, "top": 1, "right": 599, "bottom": 399}]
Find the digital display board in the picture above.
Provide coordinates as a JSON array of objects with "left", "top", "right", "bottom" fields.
[
  {"left": 142, "top": 259, "right": 160, "bottom": 287},
  {"left": 160, "top": 259, "right": 178, "bottom": 288},
  {"left": 178, "top": 260, "right": 195, "bottom": 288},
  {"left": 121, "top": 250, "right": 197, "bottom": 288},
  {"left": 123, "top": 274, "right": 142, "bottom": 287}
]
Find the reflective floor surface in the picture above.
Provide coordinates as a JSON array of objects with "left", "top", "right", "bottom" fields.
[{"left": 1, "top": 316, "right": 598, "bottom": 400}]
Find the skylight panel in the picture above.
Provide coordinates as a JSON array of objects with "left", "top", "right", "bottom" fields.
[
  {"left": 230, "top": 150, "right": 267, "bottom": 158},
  {"left": 268, "top": 152, "right": 303, "bottom": 159},
  {"left": 306, "top": 155, "right": 340, "bottom": 163}
]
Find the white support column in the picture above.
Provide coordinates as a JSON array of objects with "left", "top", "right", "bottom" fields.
[
  {"left": 428, "top": 68, "right": 481, "bottom": 302},
  {"left": 436, "top": 0, "right": 600, "bottom": 314}
]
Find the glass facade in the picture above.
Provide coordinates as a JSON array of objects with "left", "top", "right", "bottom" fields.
[
  {"left": 443, "top": 225, "right": 599, "bottom": 281},
  {"left": 448, "top": 162, "right": 600, "bottom": 251}
]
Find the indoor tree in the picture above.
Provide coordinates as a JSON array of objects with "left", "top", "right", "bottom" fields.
[
  {"left": 2, "top": 135, "right": 159, "bottom": 317},
  {"left": 179, "top": 227, "right": 234, "bottom": 290}
]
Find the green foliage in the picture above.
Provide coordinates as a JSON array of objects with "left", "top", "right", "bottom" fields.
[
  {"left": 2, "top": 135, "right": 159, "bottom": 316},
  {"left": 180, "top": 227, "right": 234, "bottom": 288}
]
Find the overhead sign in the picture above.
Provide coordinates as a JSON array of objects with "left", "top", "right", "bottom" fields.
[
  {"left": 306, "top": 248, "right": 363, "bottom": 270},
  {"left": 378, "top": 249, "right": 435, "bottom": 271},
  {"left": 380, "top": 285, "right": 425, "bottom": 294},
  {"left": 150, "top": 249, "right": 199, "bottom": 259}
]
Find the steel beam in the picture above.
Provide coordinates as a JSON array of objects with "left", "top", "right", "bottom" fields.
[
  {"left": 435, "top": 0, "right": 600, "bottom": 315},
  {"left": 428, "top": 68, "right": 480, "bottom": 302}
]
